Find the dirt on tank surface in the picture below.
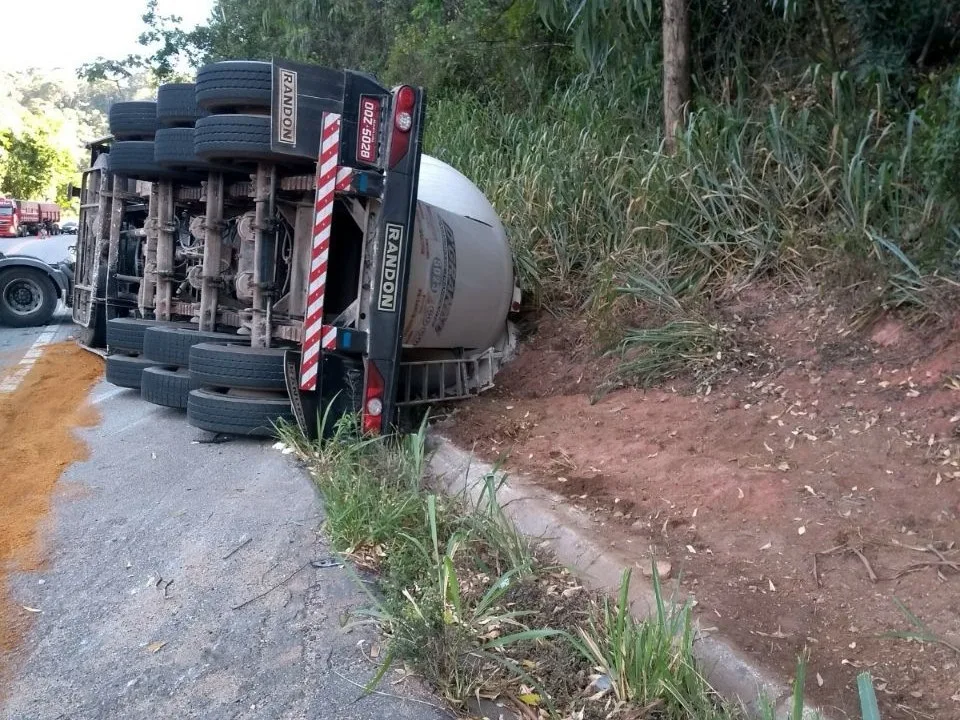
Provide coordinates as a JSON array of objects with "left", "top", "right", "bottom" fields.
[{"left": 447, "top": 300, "right": 960, "bottom": 719}]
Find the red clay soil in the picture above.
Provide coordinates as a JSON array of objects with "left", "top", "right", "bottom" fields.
[
  {"left": 447, "top": 302, "right": 960, "bottom": 719},
  {"left": 0, "top": 342, "right": 102, "bottom": 695}
]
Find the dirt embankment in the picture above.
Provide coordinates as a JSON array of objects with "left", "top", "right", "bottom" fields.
[
  {"left": 448, "top": 300, "right": 960, "bottom": 719},
  {"left": 0, "top": 343, "right": 102, "bottom": 688}
]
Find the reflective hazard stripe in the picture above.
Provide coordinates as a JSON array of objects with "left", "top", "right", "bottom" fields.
[
  {"left": 300, "top": 112, "right": 341, "bottom": 391},
  {"left": 336, "top": 167, "right": 353, "bottom": 191},
  {"left": 322, "top": 324, "right": 337, "bottom": 350}
]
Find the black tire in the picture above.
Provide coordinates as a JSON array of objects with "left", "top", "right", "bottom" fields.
[
  {"left": 189, "top": 343, "right": 287, "bottom": 391},
  {"left": 154, "top": 128, "right": 232, "bottom": 172},
  {"left": 108, "top": 102, "right": 158, "bottom": 140},
  {"left": 142, "top": 325, "right": 247, "bottom": 366},
  {"left": 110, "top": 141, "right": 198, "bottom": 182},
  {"left": 105, "top": 353, "right": 160, "bottom": 390},
  {"left": 141, "top": 366, "right": 196, "bottom": 409},
  {"left": 156, "top": 83, "right": 207, "bottom": 128},
  {"left": 187, "top": 388, "right": 293, "bottom": 437},
  {"left": 195, "top": 114, "right": 304, "bottom": 165},
  {"left": 107, "top": 318, "right": 194, "bottom": 354},
  {"left": 0, "top": 268, "right": 58, "bottom": 327},
  {"left": 195, "top": 61, "right": 272, "bottom": 112}
]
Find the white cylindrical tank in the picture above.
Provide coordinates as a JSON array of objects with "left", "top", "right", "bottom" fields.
[{"left": 401, "top": 155, "right": 514, "bottom": 351}]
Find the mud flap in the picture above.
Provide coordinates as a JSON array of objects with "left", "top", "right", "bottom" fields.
[{"left": 284, "top": 349, "right": 320, "bottom": 440}]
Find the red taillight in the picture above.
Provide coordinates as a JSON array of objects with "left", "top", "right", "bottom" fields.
[
  {"left": 388, "top": 86, "right": 416, "bottom": 168},
  {"left": 394, "top": 86, "right": 415, "bottom": 132},
  {"left": 362, "top": 361, "right": 385, "bottom": 435}
]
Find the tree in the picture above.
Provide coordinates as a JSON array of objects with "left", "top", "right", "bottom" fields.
[
  {"left": 537, "top": 0, "right": 692, "bottom": 145},
  {"left": 0, "top": 124, "right": 74, "bottom": 201},
  {"left": 80, "top": 0, "right": 209, "bottom": 84},
  {"left": 661, "top": 0, "right": 690, "bottom": 153}
]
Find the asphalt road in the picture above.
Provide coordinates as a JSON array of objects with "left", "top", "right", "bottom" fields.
[{"left": 1, "top": 320, "right": 448, "bottom": 718}]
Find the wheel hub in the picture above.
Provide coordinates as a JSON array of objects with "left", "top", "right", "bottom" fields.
[{"left": 4, "top": 278, "right": 43, "bottom": 316}]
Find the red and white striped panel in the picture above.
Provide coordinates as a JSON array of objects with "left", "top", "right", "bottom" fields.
[
  {"left": 335, "top": 167, "right": 353, "bottom": 191},
  {"left": 322, "top": 323, "right": 337, "bottom": 350},
  {"left": 300, "top": 112, "right": 342, "bottom": 391}
]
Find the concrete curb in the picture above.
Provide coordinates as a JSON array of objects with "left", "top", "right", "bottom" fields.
[{"left": 426, "top": 433, "right": 827, "bottom": 720}]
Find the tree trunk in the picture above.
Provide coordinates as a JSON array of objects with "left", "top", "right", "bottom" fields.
[{"left": 662, "top": 0, "right": 691, "bottom": 154}]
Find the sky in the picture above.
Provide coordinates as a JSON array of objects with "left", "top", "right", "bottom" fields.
[{"left": 0, "top": 0, "right": 216, "bottom": 73}]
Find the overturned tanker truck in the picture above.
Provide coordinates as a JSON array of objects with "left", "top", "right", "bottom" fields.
[{"left": 72, "top": 60, "right": 519, "bottom": 438}]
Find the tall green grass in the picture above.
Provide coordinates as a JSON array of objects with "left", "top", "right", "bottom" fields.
[{"left": 426, "top": 67, "right": 960, "bottom": 375}]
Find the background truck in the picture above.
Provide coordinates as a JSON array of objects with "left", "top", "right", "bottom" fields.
[
  {"left": 0, "top": 197, "right": 62, "bottom": 237},
  {"left": 72, "top": 60, "right": 518, "bottom": 439}
]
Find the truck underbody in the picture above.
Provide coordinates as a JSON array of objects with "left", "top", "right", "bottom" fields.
[{"left": 73, "top": 60, "right": 517, "bottom": 439}]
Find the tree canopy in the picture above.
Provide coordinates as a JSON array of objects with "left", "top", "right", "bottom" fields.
[{"left": 0, "top": 67, "right": 149, "bottom": 204}]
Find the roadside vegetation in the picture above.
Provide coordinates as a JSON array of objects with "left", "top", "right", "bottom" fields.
[
  {"left": 276, "top": 415, "right": 733, "bottom": 718},
  {"left": 277, "top": 415, "right": 885, "bottom": 718},
  {"left": 92, "top": 0, "right": 960, "bottom": 386}
]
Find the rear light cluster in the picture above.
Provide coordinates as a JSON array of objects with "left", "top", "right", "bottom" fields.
[
  {"left": 362, "top": 361, "right": 385, "bottom": 435},
  {"left": 394, "top": 86, "right": 415, "bottom": 132},
  {"left": 388, "top": 86, "right": 416, "bottom": 168}
]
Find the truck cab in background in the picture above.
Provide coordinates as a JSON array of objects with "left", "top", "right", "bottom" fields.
[
  {"left": 0, "top": 197, "right": 62, "bottom": 237},
  {"left": 0, "top": 198, "right": 18, "bottom": 237}
]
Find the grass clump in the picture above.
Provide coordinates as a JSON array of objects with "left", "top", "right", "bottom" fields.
[
  {"left": 278, "top": 415, "right": 765, "bottom": 718},
  {"left": 573, "top": 568, "right": 734, "bottom": 719}
]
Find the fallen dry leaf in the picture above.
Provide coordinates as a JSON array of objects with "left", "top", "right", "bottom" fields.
[{"left": 518, "top": 692, "right": 541, "bottom": 706}]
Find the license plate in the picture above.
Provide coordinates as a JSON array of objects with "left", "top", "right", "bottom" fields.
[{"left": 356, "top": 95, "right": 381, "bottom": 165}]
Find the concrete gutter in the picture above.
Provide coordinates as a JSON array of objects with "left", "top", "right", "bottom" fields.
[{"left": 426, "top": 433, "right": 826, "bottom": 720}]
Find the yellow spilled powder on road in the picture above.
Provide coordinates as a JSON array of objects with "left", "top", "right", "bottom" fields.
[{"left": 0, "top": 341, "right": 102, "bottom": 693}]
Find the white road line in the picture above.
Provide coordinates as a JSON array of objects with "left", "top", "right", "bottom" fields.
[
  {"left": 90, "top": 386, "right": 126, "bottom": 405},
  {"left": 0, "top": 326, "right": 60, "bottom": 394}
]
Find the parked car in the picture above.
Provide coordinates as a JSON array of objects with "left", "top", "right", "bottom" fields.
[{"left": 61, "top": 220, "right": 79, "bottom": 234}]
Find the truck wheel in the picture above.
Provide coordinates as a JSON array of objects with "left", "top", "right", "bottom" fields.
[
  {"left": 0, "top": 268, "right": 57, "bottom": 327},
  {"left": 189, "top": 343, "right": 287, "bottom": 391},
  {"left": 195, "top": 61, "right": 272, "bottom": 112},
  {"left": 155, "top": 128, "right": 211, "bottom": 170},
  {"left": 108, "top": 102, "right": 159, "bottom": 140},
  {"left": 110, "top": 141, "right": 199, "bottom": 182},
  {"left": 187, "top": 387, "right": 294, "bottom": 437},
  {"left": 157, "top": 83, "right": 207, "bottom": 128},
  {"left": 154, "top": 128, "right": 236, "bottom": 173},
  {"left": 194, "top": 115, "right": 304, "bottom": 165},
  {"left": 141, "top": 366, "right": 196, "bottom": 409},
  {"left": 142, "top": 326, "right": 247, "bottom": 367},
  {"left": 105, "top": 353, "right": 161, "bottom": 390},
  {"left": 107, "top": 318, "right": 195, "bottom": 354}
]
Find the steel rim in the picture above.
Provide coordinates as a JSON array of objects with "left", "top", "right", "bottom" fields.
[{"left": 3, "top": 277, "right": 43, "bottom": 316}]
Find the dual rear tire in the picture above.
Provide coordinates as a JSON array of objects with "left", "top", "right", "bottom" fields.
[
  {"left": 186, "top": 341, "right": 293, "bottom": 435},
  {"left": 104, "top": 319, "right": 293, "bottom": 436}
]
